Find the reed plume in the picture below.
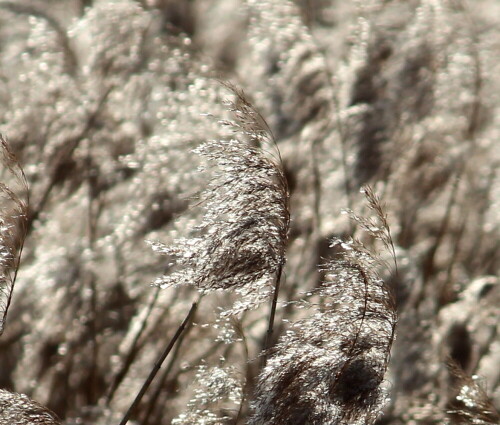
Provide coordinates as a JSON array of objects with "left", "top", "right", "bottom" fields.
[
  {"left": 249, "top": 190, "right": 397, "bottom": 425},
  {"left": 0, "top": 136, "right": 29, "bottom": 336},
  {"left": 447, "top": 362, "right": 500, "bottom": 425},
  {"left": 0, "top": 389, "right": 60, "bottom": 425},
  {"left": 151, "top": 86, "right": 290, "bottom": 299}
]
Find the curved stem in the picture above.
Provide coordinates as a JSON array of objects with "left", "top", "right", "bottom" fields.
[
  {"left": 261, "top": 264, "right": 283, "bottom": 367},
  {"left": 118, "top": 301, "right": 198, "bottom": 425}
]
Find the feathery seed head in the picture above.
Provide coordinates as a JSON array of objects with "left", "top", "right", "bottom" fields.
[
  {"left": 447, "top": 362, "right": 500, "bottom": 425},
  {"left": 0, "top": 390, "right": 60, "bottom": 424},
  {"left": 249, "top": 227, "right": 396, "bottom": 425},
  {"left": 0, "top": 136, "right": 29, "bottom": 336},
  {"left": 152, "top": 87, "right": 289, "bottom": 295}
]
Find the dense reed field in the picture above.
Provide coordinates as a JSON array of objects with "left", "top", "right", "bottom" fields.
[{"left": 0, "top": 1, "right": 498, "bottom": 424}]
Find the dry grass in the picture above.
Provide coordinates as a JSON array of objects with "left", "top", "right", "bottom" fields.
[{"left": 0, "top": 1, "right": 498, "bottom": 424}]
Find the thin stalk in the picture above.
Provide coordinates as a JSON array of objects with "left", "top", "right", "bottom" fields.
[
  {"left": 469, "top": 163, "right": 497, "bottom": 274},
  {"left": 234, "top": 323, "right": 250, "bottom": 425},
  {"left": 261, "top": 264, "right": 283, "bottom": 367},
  {"left": 141, "top": 309, "right": 196, "bottom": 425},
  {"left": 105, "top": 287, "right": 161, "bottom": 405},
  {"left": 310, "top": 138, "right": 323, "bottom": 234},
  {"left": 118, "top": 301, "right": 198, "bottom": 425},
  {"left": 332, "top": 85, "right": 355, "bottom": 229},
  {"left": 440, "top": 212, "right": 468, "bottom": 305},
  {"left": 84, "top": 138, "right": 100, "bottom": 405},
  {"left": 422, "top": 162, "right": 463, "bottom": 282}
]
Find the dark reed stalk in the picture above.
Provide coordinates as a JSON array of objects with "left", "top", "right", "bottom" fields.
[
  {"left": 105, "top": 287, "right": 161, "bottom": 405},
  {"left": 118, "top": 301, "right": 198, "bottom": 425}
]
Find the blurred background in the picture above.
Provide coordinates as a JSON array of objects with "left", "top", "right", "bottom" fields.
[{"left": 0, "top": 0, "right": 498, "bottom": 423}]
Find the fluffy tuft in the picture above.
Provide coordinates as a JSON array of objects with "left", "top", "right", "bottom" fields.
[
  {"left": 0, "top": 136, "right": 29, "bottom": 335},
  {"left": 0, "top": 389, "right": 60, "bottom": 425},
  {"left": 249, "top": 237, "right": 396, "bottom": 424},
  {"left": 152, "top": 88, "right": 289, "bottom": 294}
]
